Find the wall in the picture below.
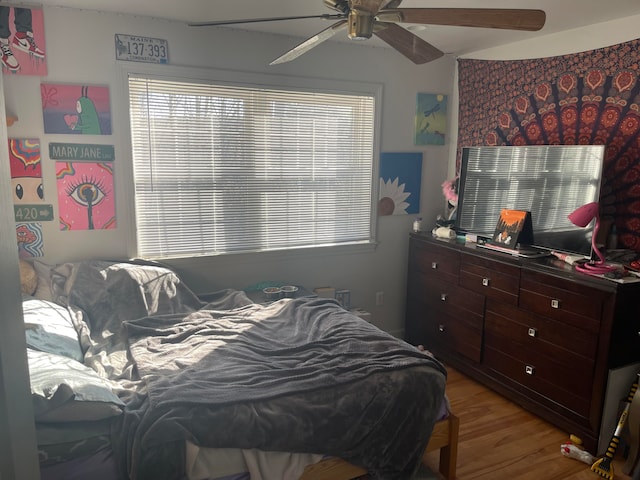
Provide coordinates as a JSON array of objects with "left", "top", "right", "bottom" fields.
[{"left": 3, "top": 6, "right": 456, "bottom": 336}]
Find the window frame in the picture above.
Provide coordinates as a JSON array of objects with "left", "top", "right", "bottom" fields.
[{"left": 119, "top": 64, "right": 382, "bottom": 260}]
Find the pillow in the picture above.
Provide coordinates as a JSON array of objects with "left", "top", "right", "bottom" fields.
[
  {"left": 23, "top": 297, "right": 84, "bottom": 363},
  {"left": 19, "top": 259, "right": 37, "bottom": 296},
  {"left": 27, "top": 349, "right": 125, "bottom": 422}
]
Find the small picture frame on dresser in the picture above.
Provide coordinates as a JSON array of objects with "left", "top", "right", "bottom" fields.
[{"left": 490, "top": 209, "right": 533, "bottom": 248}]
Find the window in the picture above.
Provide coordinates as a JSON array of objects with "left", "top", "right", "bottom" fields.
[{"left": 128, "top": 73, "right": 377, "bottom": 259}]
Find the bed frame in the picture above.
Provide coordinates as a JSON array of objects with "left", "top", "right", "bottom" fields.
[{"left": 299, "top": 412, "right": 459, "bottom": 480}]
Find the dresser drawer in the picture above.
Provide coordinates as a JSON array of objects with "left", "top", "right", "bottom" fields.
[
  {"left": 484, "top": 346, "right": 592, "bottom": 418},
  {"left": 409, "top": 240, "right": 460, "bottom": 285},
  {"left": 415, "top": 274, "right": 485, "bottom": 316},
  {"left": 484, "top": 299, "right": 595, "bottom": 417},
  {"left": 485, "top": 299, "right": 598, "bottom": 362},
  {"left": 459, "top": 253, "right": 520, "bottom": 305},
  {"left": 424, "top": 307, "right": 484, "bottom": 363},
  {"left": 520, "top": 271, "right": 606, "bottom": 334},
  {"left": 409, "top": 276, "right": 484, "bottom": 363},
  {"left": 405, "top": 303, "right": 483, "bottom": 363}
]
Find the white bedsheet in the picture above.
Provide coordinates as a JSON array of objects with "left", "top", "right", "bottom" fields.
[{"left": 185, "top": 442, "right": 323, "bottom": 480}]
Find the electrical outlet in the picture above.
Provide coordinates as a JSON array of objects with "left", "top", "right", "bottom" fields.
[{"left": 375, "top": 291, "right": 384, "bottom": 306}]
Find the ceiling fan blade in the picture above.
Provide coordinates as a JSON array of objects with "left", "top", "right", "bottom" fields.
[
  {"left": 189, "top": 13, "right": 345, "bottom": 27},
  {"left": 376, "top": 8, "right": 546, "bottom": 31},
  {"left": 374, "top": 22, "right": 443, "bottom": 64},
  {"left": 381, "top": 0, "right": 403, "bottom": 8},
  {"left": 270, "top": 20, "right": 348, "bottom": 65}
]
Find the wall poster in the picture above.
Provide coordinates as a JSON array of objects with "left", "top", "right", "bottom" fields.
[
  {"left": 41, "top": 83, "right": 112, "bottom": 135},
  {"left": 0, "top": 6, "right": 46, "bottom": 76},
  {"left": 414, "top": 93, "right": 447, "bottom": 146},
  {"left": 378, "top": 152, "right": 422, "bottom": 216},
  {"left": 56, "top": 161, "right": 116, "bottom": 231},
  {"left": 17, "top": 223, "right": 43, "bottom": 258}
]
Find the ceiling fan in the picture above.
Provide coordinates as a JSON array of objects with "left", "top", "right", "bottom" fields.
[{"left": 189, "top": 0, "right": 546, "bottom": 65}]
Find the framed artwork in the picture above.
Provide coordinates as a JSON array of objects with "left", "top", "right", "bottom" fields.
[
  {"left": 414, "top": 93, "right": 447, "bottom": 145},
  {"left": 491, "top": 209, "right": 533, "bottom": 247},
  {"left": 378, "top": 152, "right": 422, "bottom": 216},
  {"left": 9, "top": 138, "right": 43, "bottom": 204},
  {"left": 0, "top": 6, "right": 47, "bottom": 76},
  {"left": 56, "top": 162, "right": 116, "bottom": 230},
  {"left": 41, "top": 83, "right": 112, "bottom": 135}
]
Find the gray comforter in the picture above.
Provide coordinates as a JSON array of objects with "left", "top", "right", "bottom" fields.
[{"left": 52, "top": 260, "right": 447, "bottom": 480}]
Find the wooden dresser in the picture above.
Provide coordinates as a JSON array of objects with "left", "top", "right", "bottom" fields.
[{"left": 405, "top": 233, "right": 640, "bottom": 452}]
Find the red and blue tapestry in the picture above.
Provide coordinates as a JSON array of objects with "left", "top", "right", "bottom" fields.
[{"left": 457, "top": 38, "right": 640, "bottom": 251}]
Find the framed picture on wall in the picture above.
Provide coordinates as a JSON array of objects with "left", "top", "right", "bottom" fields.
[
  {"left": 41, "top": 83, "right": 112, "bottom": 135},
  {"left": 0, "top": 6, "right": 47, "bottom": 76},
  {"left": 378, "top": 152, "right": 422, "bottom": 216},
  {"left": 56, "top": 161, "right": 116, "bottom": 230},
  {"left": 414, "top": 93, "right": 447, "bottom": 145}
]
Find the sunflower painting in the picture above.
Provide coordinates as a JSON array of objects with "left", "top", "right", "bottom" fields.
[{"left": 378, "top": 152, "right": 422, "bottom": 216}]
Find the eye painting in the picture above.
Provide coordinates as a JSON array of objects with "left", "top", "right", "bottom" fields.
[
  {"left": 56, "top": 161, "right": 116, "bottom": 231},
  {"left": 65, "top": 174, "right": 108, "bottom": 207}
]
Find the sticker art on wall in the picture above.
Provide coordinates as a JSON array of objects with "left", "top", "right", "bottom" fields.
[{"left": 56, "top": 162, "right": 116, "bottom": 231}]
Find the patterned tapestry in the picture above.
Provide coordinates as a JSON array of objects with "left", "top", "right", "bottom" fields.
[{"left": 457, "top": 38, "right": 640, "bottom": 251}]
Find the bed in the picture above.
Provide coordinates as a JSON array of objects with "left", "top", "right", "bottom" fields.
[{"left": 19, "top": 259, "right": 457, "bottom": 480}]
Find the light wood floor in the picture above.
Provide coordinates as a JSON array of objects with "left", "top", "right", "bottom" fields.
[{"left": 422, "top": 366, "right": 632, "bottom": 480}]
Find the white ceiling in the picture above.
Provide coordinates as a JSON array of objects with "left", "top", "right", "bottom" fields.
[{"left": 14, "top": 0, "right": 640, "bottom": 55}]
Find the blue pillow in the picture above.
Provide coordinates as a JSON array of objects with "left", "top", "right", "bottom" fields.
[{"left": 23, "top": 298, "right": 84, "bottom": 363}]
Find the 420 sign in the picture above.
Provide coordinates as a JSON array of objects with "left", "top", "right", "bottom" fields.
[{"left": 15, "top": 204, "right": 54, "bottom": 222}]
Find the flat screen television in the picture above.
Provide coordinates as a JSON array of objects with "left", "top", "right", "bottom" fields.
[{"left": 455, "top": 145, "right": 605, "bottom": 257}]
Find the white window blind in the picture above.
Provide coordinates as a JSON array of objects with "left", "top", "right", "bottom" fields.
[{"left": 128, "top": 75, "right": 376, "bottom": 259}]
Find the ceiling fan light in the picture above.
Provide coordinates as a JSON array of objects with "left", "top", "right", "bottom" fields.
[{"left": 348, "top": 11, "right": 374, "bottom": 39}]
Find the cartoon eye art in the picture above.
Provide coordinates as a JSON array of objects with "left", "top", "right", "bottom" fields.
[
  {"left": 15, "top": 183, "right": 24, "bottom": 199},
  {"left": 65, "top": 175, "right": 109, "bottom": 207}
]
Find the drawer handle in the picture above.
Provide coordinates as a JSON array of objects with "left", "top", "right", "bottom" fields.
[
  {"left": 482, "top": 277, "right": 490, "bottom": 287},
  {"left": 551, "top": 299, "right": 560, "bottom": 309},
  {"left": 431, "top": 262, "right": 438, "bottom": 269},
  {"left": 440, "top": 293, "right": 447, "bottom": 302},
  {"left": 525, "top": 365, "right": 535, "bottom": 375},
  {"left": 528, "top": 327, "right": 537, "bottom": 338},
  {"left": 438, "top": 324, "right": 445, "bottom": 333}
]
